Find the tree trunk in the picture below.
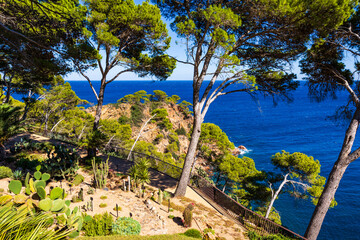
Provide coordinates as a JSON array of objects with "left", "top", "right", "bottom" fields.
[
  {"left": 305, "top": 162, "right": 348, "bottom": 240},
  {"left": 222, "top": 178, "right": 229, "bottom": 192},
  {"left": 44, "top": 112, "right": 49, "bottom": 134},
  {"left": 305, "top": 108, "right": 360, "bottom": 240},
  {"left": 22, "top": 90, "right": 33, "bottom": 121},
  {"left": 88, "top": 79, "right": 106, "bottom": 157},
  {"left": 4, "top": 81, "right": 11, "bottom": 104},
  {"left": 265, "top": 173, "right": 289, "bottom": 219},
  {"left": 174, "top": 113, "right": 203, "bottom": 197},
  {"left": 127, "top": 114, "right": 157, "bottom": 161},
  {"left": 93, "top": 83, "right": 105, "bottom": 131}
]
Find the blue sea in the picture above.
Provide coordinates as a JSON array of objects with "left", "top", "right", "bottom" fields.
[{"left": 45, "top": 81, "right": 360, "bottom": 239}]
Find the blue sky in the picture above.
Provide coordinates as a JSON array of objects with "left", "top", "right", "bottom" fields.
[{"left": 63, "top": 0, "right": 316, "bottom": 81}]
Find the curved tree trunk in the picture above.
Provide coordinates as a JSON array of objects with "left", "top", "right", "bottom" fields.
[
  {"left": 265, "top": 173, "right": 289, "bottom": 219},
  {"left": 305, "top": 108, "right": 360, "bottom": 240},
  {"left": 174, "top": 113, "right": 203, "bottom": 197}
]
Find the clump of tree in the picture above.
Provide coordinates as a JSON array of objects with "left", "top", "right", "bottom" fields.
[
  {"left": 299, "top": 5, "right": 360, "bottom": 239},
  {"left": 265, "top": 151, "right": 335, "bottom": 219},
  {"left": 73, "top": 0, "right": 176, "bottom": 148},
  {"left": 28, "top": 81, "right": 87, "bottom": 134},
  {"left": 153, "top": 0, "right": 354, "bottom": 198}
]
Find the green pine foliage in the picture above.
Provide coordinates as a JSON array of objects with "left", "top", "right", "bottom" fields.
[{"left": 151, "top": 108, "right": 172, "bottom": 130}]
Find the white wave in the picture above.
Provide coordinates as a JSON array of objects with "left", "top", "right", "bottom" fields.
[{"left": 239, "top": 148, "right": 252, "bottom": 155}]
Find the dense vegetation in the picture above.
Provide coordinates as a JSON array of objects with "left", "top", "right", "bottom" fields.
[{"left": 2, "top": 0, "right": 360, "bottom": 239}]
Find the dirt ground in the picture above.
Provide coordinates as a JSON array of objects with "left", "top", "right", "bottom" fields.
[{"left": 2, "top": 133, "right": 247, "bottom": 239}]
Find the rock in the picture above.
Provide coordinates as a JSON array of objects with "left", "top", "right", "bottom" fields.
[{"left": 238, "top": 145, "right": 247, "bottom": 150}]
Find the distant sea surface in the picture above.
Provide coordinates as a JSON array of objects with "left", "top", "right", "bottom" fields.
[{"left": 61, "top": 81, "right": 360, "bottom": 239}]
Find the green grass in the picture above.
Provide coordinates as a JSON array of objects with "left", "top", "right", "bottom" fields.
[{"left": 78, "top": 234, "right": 198, "bottom": 240}]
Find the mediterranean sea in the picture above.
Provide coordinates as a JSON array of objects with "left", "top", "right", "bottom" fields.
[{"left": 65, "top": 80, "right": 360, "bottom": 240}]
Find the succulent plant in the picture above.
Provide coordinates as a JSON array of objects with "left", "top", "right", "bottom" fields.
[
  {"left": 51, "top": 199, "right": 65, "bottom": 212},
  {"left": 39, "top": 198, "right": 53, "bottom": 211},
  {"left": 50, "top": 187, "right": 63, "bottom": 200},
  {"left": 34, "top": 180, "right": 46, "bottom": 189},
  {"left": 34, "top": 171, "right": 42, "bottom": 180},
  {"left": 14, "top": 194, "right": 27, "bottom": 204},
  {"left": 41, "top": 173, "right": 50, "bottom": 181},
  {"left": 9, "top": 180, "right": 22, "bottom": 194},
  {"left": 36, "top": 186, "right": 46, "bottom": 200}
]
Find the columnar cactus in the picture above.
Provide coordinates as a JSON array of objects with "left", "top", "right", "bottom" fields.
[
  {"left": 183, "top": 203, "right": 194, "bottom": 227},
  {"left": 92, "top": 157, "right": 109, "bottom": 189},
  {"left": 158, "top": 189, "right": 163, "bottom": 204}
]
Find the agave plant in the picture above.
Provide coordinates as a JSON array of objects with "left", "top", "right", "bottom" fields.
[{"left": 128, "top": 158, "right": 151, "bottom": 188}]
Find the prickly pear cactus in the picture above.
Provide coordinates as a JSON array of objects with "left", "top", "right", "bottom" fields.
[
  {"left": 41, "top": 173, "right": 50, "bottom": 181},
  {"left": 14, "top": 194, "right": 27, "bottom": 204},
  {"left": 39, "top": 198, "right": 53, "bottom": 211},
  {"left": 51, "top": 199, "right": 65, "bottom": 212},
  {"left": 36, "top": 186, "right": 46, "bottom": 200},
  {"left": 9, "top": 180, "right": 22, "bottom": 194},
  {"left": 34, "top": 171, "right": 42, "bottom": 180},
  {"left": 50, "top": 187, "right": 63, "bottom": 200}
]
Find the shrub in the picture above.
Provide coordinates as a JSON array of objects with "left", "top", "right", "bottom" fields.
[
  {"left": 175, "top": 127, "right": 187, "bottom": 136},
  {"left": 183, "top": 229, "right": 202, "bottom": 239},
  {"left": 130, "top": 104, "right": 144, "bottom": 126},
  {"left": 247, "top": 231, "right": 292, "bottom": 240},
  {"left": 0, "top": 166, "right": 12, "bottom": 179},
  {"left": 83, "top": 212, "right": 114, "bottom": 236},
  {"left": 42, "top": 145, "right": 79, "bottom": 180},
  {"left": 112, "top": 217, "right": 141, "bottom": 236},
  {"left": 118, "top": 116, "right": 130, "bottom": 125},
  {"left": 99, "top": 203, "right": 107, "bottom": 208}
]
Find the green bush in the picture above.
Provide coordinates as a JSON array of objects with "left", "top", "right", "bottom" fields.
[
  {"left": 118, "top": 116, "right": 130, "bottom": 125},
  {"left": 83, "top": 212, "right": 114, "bottom": 236},
  {"left": 247, "top": 231, "right": 293, "bottom": 240},
  {"left": 183, "top": 229, "right": 202, "bottom": 239},
  {"left": 112, "top": 217, "right": 141, "bottom": 236},
  {"left": 0, "top": 166, "right": 12, "bottom": 179},
  {"left": 175, "top": 127, "right": 187, "bottom": 136},
  {"left": 130, "top": 104, "right": 144, "bottom": 126}
]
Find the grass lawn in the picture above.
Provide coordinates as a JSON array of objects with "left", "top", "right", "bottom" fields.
[{"left": 78, "top": 234, "right": 198, "bottom": 240}]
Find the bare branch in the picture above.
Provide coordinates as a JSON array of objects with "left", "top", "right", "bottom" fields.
[{"left": 106, "top": 68, "right": 135, "bottom": 85}]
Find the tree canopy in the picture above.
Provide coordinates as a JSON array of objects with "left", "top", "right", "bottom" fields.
[
  {"left": 299, "top": 5, "right": 360, "bottom": 240},
  {"left": 153, "top": 0, "right": 354, "bottom": 197}
]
